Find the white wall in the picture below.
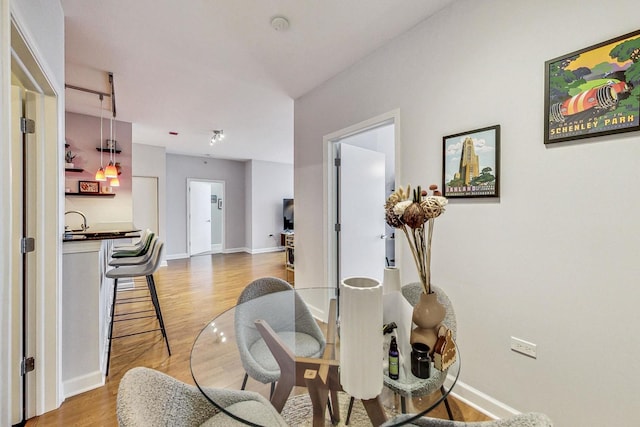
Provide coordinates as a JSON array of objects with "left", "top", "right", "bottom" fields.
[
  {"left": 165, "top": 154, "right": 247, "bottom": 256},
  {"left": 248, "top": 160, "right": 293, "bottom": 252},
  {"left": 132, "top": 143, "right": 166, "bottom": 243},
  {"left": 294, "top": 1, "right": 640, "bottom": 425}
]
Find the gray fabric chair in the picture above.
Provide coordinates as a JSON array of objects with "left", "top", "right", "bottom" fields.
[
  {"left": 116, "top": 366, "right": 288, "bottom": 427},
  {"left": 380, "top": 412, "right": 553, "bottom": 427},
  {"left": 234, "top": 277, "right": 326, "bottom": 395},
  {"left": 383, "top": 283, "right": 457, "bottom": 418}
]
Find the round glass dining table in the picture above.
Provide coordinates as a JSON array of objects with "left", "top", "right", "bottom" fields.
[{"left": 190, "top": 286, "right": 460, "bottom": 426}]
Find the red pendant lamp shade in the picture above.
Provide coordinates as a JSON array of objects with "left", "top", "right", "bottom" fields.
[
  {"left": 105, "top": 161, "right": 118, "bottom": 178},
  {"left": 95, "top": 167, "right": 106, "bottom": 181}
]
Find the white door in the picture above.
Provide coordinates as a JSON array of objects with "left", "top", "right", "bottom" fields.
[
  {"left": 132, "top": 176, "right": 159, "bottom": 235},
  {"left": 338, "top": 143, "right": 386, "bottom": 283},
  {"left": 189, "top": 181, "right": 212, "bottom": 256}
]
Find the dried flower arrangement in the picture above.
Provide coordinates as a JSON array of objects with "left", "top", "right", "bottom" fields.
[{"left": 385, "top": 184, "right": 447, "bottom": 294}]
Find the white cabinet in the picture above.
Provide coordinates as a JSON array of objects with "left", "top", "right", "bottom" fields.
[{"left": 61, "top": 239, "right": 116, "bottom": 398}]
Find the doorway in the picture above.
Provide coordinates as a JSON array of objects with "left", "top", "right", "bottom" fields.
[
  {"left": 325, "top": 110, "right": 399, "bottom": 289},
  {"left": 187, "top": 179, "right": 225, "bottom": 256}
]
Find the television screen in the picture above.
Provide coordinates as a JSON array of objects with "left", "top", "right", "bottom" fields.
[{"left": 283, "top": 198, "right": 294, "bottom": 230}]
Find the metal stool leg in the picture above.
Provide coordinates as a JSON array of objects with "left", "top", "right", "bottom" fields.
[
  {"left": 241, "top": 373, "right": 249, "bottom": 390},
  {"left": 401, "top": 395, "right": 407, "bottom": 413},
  {"left": 106, "top": 278, "right": 119, "bottom": 376},
  {"left": 441, "top": 386, "right": 454, "bottom": 420},
  {"left": 146, "top": 274, "right": 171, "bottom": 355},
  {"left": 345, "top": 396, "right": 355, "bottom": 425}
]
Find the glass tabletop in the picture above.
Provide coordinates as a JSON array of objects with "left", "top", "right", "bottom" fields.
[{"left": 190, "top": 286, "right": 460, "bottom": 426}]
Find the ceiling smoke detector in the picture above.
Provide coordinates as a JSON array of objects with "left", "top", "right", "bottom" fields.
[{"left": 271, "top": 16, "right": 290, "bottom": 32}]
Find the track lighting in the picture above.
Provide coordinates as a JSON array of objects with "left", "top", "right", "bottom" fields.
[{"left": 210, "top": 130, "right": 224, "bottom": 145}]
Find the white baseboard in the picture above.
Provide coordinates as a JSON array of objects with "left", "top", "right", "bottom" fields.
[
  {"left": 250, "top": 246, "right": 284, "bottom": 254},
  {"left": 445, "top": 377, "right": 519, "bottom": 420},
  {"left": 166, "top": 252, "right": 189, "bottom": 260},
  {"left": 62, "top": 371, "right": 104, "bottom": 399},
  {"left": 168, "top": 247, "right": 280, "bottom": 258},
  {"left": 223, "top": 247, "right": 249, "bottom": 254}
]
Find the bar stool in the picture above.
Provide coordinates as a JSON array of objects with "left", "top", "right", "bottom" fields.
[
  {"left": 112, "top": 228, "right": 150, "bottom": 252},
  {"left": 105, "top": 240, "right": 171, "bottom": 376},
  {"left": 112, "top": 231, "right": 155, "bottom": 258},
  {"left": 109, "top": 235, "right": 158, "bottom": 267}
]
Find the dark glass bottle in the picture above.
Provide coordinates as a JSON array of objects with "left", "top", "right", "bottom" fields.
[{"left": 389, "top": 336, "right": 399, "bottom": 380}]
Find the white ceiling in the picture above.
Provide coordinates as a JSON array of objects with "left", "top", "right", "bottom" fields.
[{"left": 61, "top": 0, "right": 455, "bottom": 164}]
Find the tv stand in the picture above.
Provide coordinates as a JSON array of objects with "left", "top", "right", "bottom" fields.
[{"left": 282, "top": 232, "right": 294, "bottom": 285}]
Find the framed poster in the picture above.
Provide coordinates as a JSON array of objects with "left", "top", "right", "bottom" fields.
[
  {"left": 544, "top": 29, "right": 640, "bottom": 144},
  {"left": 78, "top": 180, "right": 100, "bottom": 194},
  {"left": 443, "top": 125, "right": 500, "bottom": 198}
]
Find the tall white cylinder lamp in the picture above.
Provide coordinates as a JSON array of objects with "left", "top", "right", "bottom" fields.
[{"left": 340, "top": 276, "right": 383, "bottom": 399}]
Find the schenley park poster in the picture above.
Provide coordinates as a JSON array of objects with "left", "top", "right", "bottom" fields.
[{"left": 545, "top": 30, "right": 640, "bottom": 144}]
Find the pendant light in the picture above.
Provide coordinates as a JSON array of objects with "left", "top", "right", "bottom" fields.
[
  {"left": 104, "top": 113, "right": 118, "bottom": 178},
  {"left": 108, "top": 113, "right": 120, "bottom": 187},
  {"left": 94, "top": 95, "right": 107, "bottom": 181}
]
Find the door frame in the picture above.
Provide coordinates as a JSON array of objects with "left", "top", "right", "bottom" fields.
[
  {"left": 186, "top": 178, "right": 225, "bottom": 256},
  {"left": 323, "top": 109, "right": 401, "bottom": 292},
  {"left": 2, "top": 16, "right": 63, "bottom": 424}
]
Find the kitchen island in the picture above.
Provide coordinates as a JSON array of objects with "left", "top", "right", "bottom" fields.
[{"left": 62, "top": 223, "right": 140, "bottom": 398}]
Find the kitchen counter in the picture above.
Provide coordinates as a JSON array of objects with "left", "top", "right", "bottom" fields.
[
  {"left": 62, "top": 223, "right": 140, "bottom": 397},
  {"left": 63, "top": 222, "right": 140, "bottom": 242}
]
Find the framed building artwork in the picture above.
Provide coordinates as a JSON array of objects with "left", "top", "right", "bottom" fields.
[
  {"left": 544, "top": 29, "right": 640, "bottom": 144},
  {"left": 442, "top": 125, "right": 500, "bottom": 199}
]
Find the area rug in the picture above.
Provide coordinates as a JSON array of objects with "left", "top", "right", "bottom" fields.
[{"left": 281, "top": 392, "right": 398, "bottom": 426}]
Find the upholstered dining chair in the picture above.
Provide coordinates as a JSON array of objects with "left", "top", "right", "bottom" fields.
[
  {"left": 380, "top": 412, "right": 553, "bottom": 426},
  {"left": 234, "top": 277, "right": 326, "bottom": 397},
  {"left": 116, "top": 367, "right": 288, "bottom": 426}
]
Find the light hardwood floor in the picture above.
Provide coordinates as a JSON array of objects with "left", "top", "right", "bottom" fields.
[{"left": 26, "top": 252, "right": 490, "bottom": 426}]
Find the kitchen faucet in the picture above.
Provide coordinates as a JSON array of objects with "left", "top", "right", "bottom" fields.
[{"left": 64, "top": 210, "right": 89, "bottom": 231}]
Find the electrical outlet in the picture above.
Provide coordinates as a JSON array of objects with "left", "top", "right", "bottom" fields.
[{"left": 510, "top": 336, "right": 537, "bottom": 358}]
